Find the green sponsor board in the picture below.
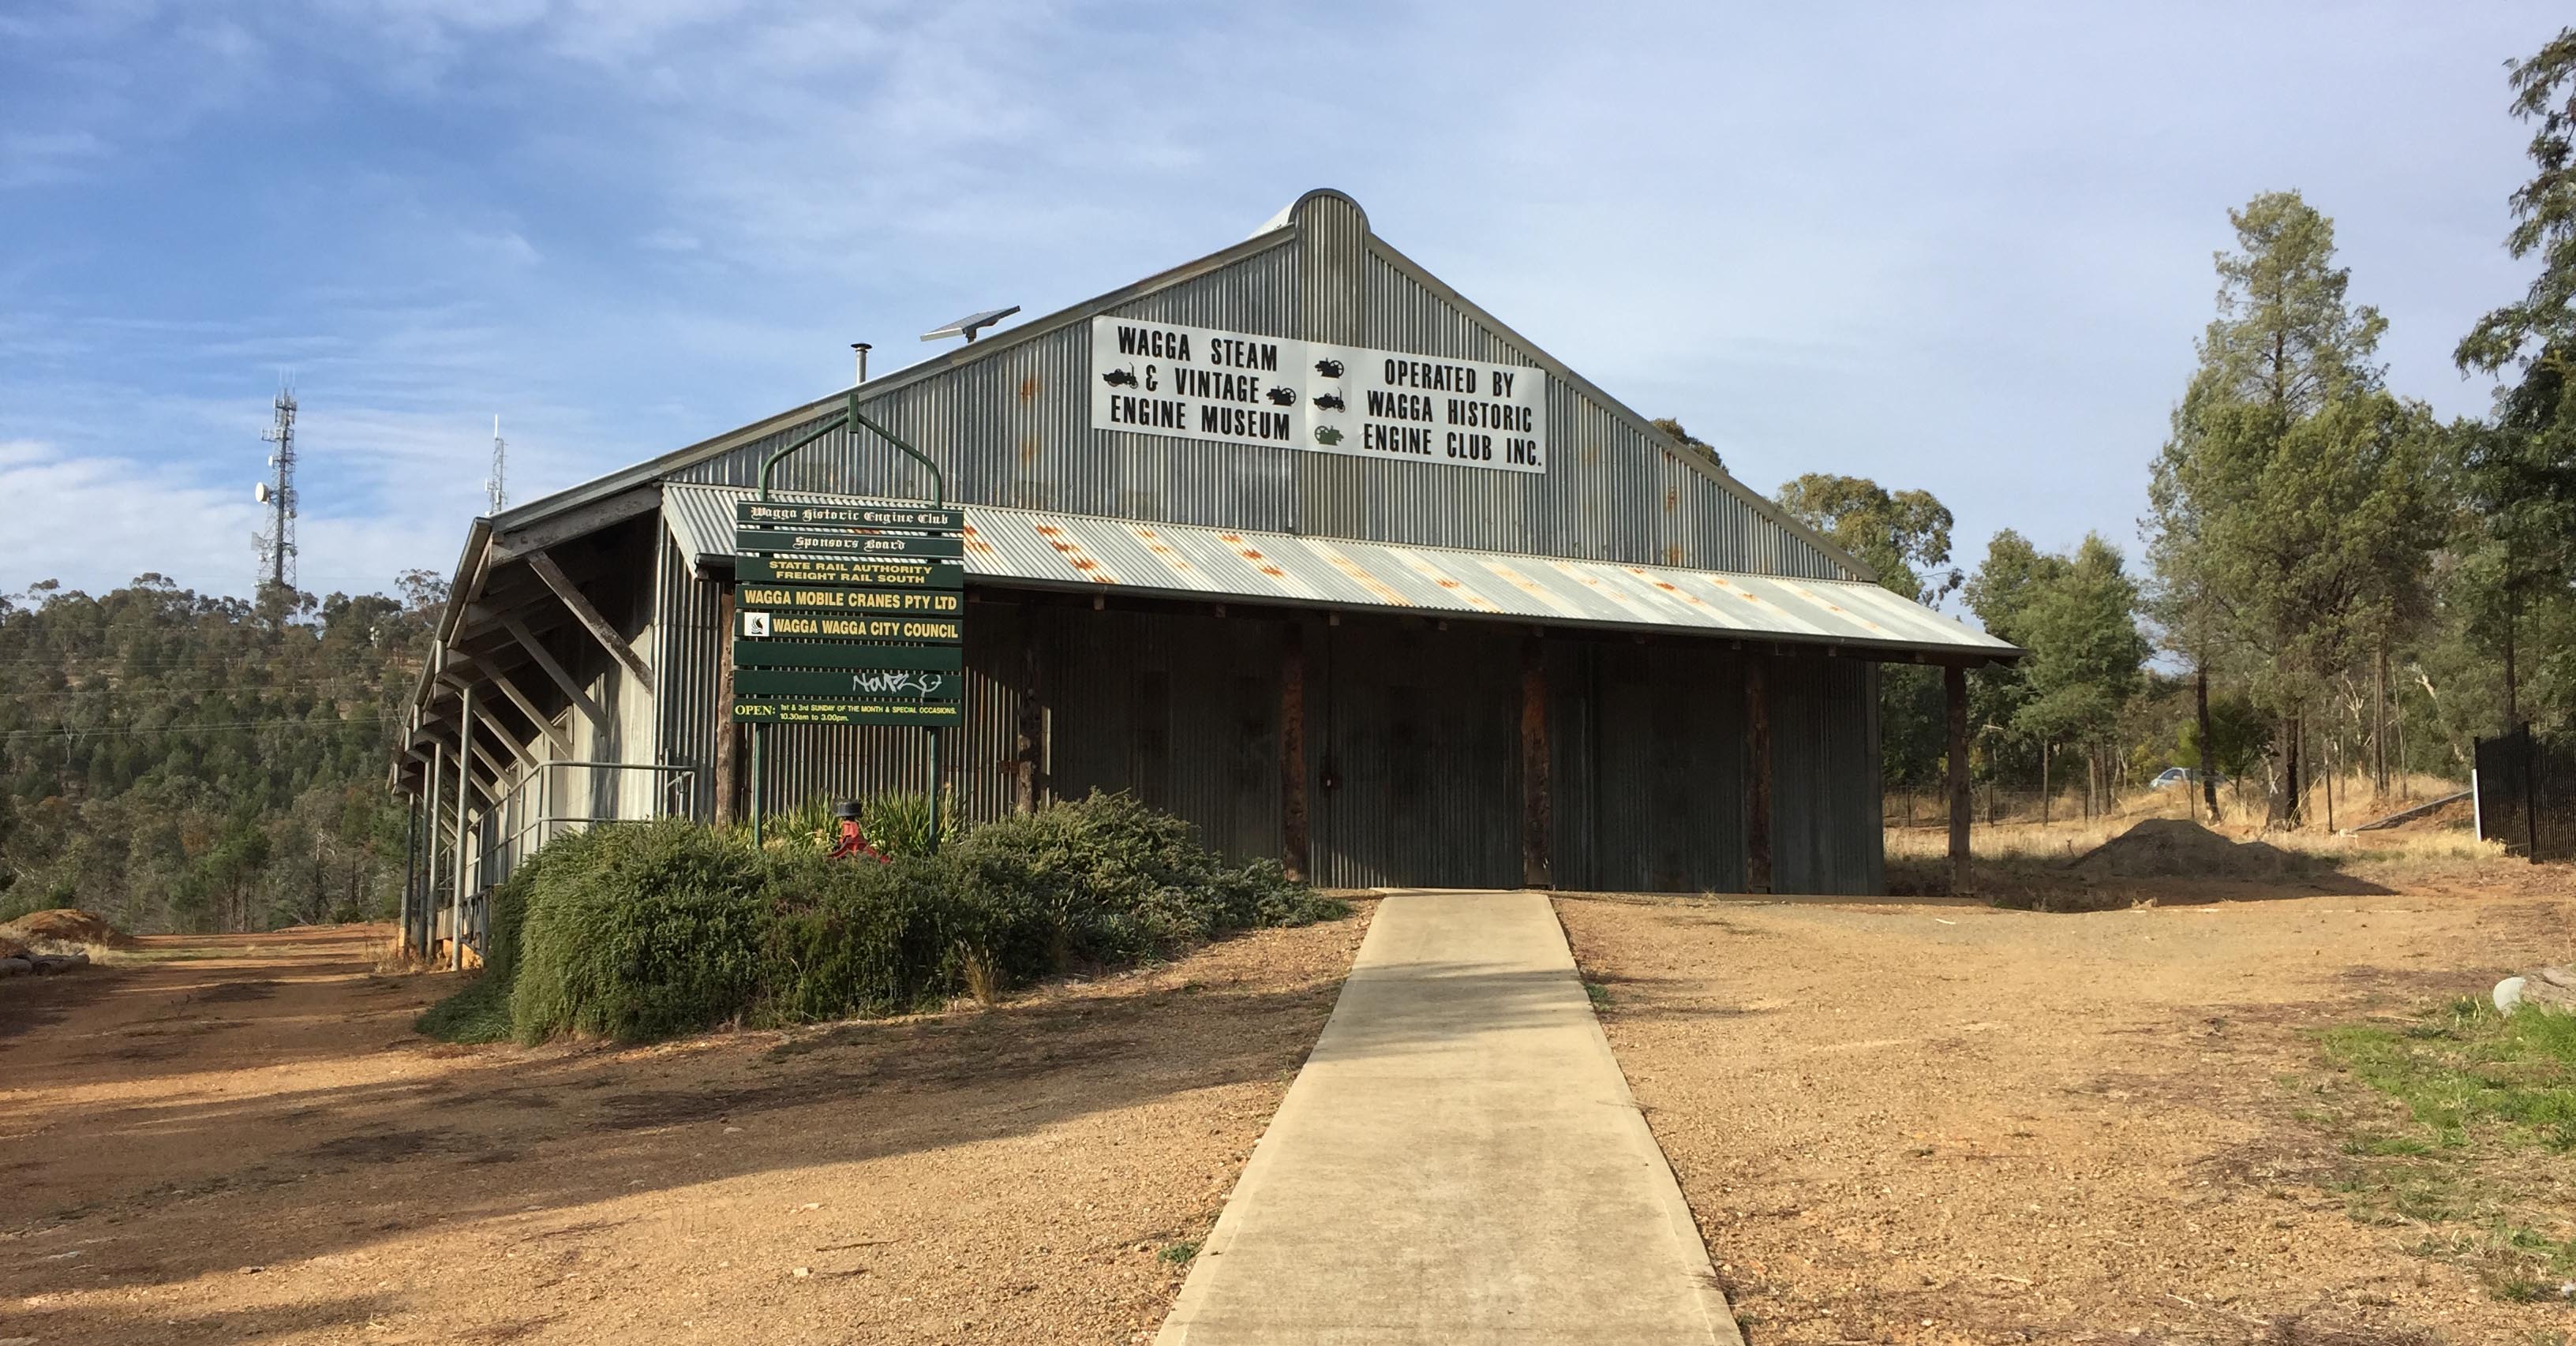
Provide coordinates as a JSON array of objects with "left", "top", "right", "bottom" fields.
[
  {"left": 731, "top": 638, "right": 960, "bottom": 670},
  {"left": 735, "top": 529, "right": 964, "bottom": 559},
  {"left": 732, "top": 697, "right": 964, "bottom": 726},
  {"left": 736, "top": 501, "right": 964, "bottom": 532},
  {"left": 735, "top": 667, "right": 963, "bottom": 700},
  {"left": 737, "top": 555, "right": 963, "bottom": 589},
  {"left": 747, "top": 581, "right": 968, "bottom": 620}
]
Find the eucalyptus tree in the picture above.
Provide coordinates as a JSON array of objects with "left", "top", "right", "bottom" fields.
[
  {"left": 1775, "top": 473, "right": 1964, "bottom": 789},
  {"left": 1965, "top": 531, "right": 2149, "bottom": 813}
]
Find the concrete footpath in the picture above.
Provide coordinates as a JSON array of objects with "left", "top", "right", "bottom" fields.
[{"left": 1155, "top": 892, "right": 1743, "bottom": 1345}]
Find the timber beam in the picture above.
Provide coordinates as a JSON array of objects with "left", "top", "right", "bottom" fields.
[
  {"left": 501, "top": 611, "right": 609, "bottom": 732},
  {"left": 453, "top": 656, "right": 572, "bottom": 754},
  {"left": 528, "top": 548, "right": 653, "bottom": 693},
  {"left": 489, "top": 487, "right": 659, "bottom": 561}
]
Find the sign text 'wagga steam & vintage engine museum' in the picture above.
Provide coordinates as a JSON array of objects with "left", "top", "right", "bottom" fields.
[{"left": 1089, "top": 316, "right": 1548, "bottom": 474}]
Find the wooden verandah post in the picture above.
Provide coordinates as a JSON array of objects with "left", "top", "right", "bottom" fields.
[
  {"left": 1945, "top": 663, "right": 1970, "bottom": 895},
  {"left": 1280, "top": 620, "right": 1310, "bottom": 883},
  {"left": 1745, "top": 656, "right": 1773, "bottom": 895},
  {"left": 1521, "top": 635, "right": 1552, "bottom": 889}
]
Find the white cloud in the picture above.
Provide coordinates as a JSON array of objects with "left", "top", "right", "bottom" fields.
[{"left": 0, "top": 438, "right": 264, "bottom": 594}]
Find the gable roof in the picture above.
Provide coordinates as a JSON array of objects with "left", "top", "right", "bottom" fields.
[{"left": 485, "top": 189, "right": 1873, "bottom": 584}]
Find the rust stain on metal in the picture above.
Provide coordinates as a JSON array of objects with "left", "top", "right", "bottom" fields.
[
  {"left": 1036, "top": 524, "right": 1062, "bottom": 537},
  {"left": 1620, "top": 566, "right": 1709, "bottom": 608},
  {"left": 1783, "top": 581, "right": 1886, "bottom": 634},
  {"left": 1391, "top": 549, "right": 1503, "bottom": 612},
  {"left": 1072, "top": 559, "right": 1096, "bottom": 571},
  {"left": 1017, "top": 375, "right": 1039, "bottom": 402},
  {"left": 1020, "top": 435, "right": 1039, "bottom": 465},
  {"left": 1260, "top": 565, "right": 1286, "bottom": 577},
  {"left": 1664, "top": 544, "right": 1685, "bottom": 566},
  {"left": 964, "top": 537, "right": 999, "bottom": 555},
  {"left": 1663, "top": 486, "right": 1677, "bottom": 514},
  {"left": 1311, "top": 542, "right": 1412, "bottom": 608}
]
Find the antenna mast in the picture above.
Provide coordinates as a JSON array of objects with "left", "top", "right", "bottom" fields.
[
  {"left": 486, "top": 415, "right": 507, "bottom": 514},
  {"left": 254, "top": 388, "right": 298, "bottom": 593}
]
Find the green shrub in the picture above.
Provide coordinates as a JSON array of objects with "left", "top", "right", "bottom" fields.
[
  {"left": 414, "top": 823, "right": 559, "bottom": 1043},
  {"left": 947, "top": 791, "right": 1339, "bottom": 967},
  {"left": 508, "top": 818, "right": 773, "bottom": 1043},
  {"left": 418, "top": 791, "right": 1342, "bottom": 1046},
  {"left": 859, "top": 789, "right": 957, "bottom": 858}
]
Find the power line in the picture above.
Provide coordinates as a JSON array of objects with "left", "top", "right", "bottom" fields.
[{"left": 1, "top": 716, "right": 395, "bottom": 741}]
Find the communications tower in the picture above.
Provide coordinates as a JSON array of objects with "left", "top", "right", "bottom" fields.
[
  {"left": 253, "top": 389, "right": 298, "bottom": 592},
  {"left": 486, "top": 415, "right": 507, "bottom": 514}
]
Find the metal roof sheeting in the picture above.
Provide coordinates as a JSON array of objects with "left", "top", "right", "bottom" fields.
[{"left": 663, "top": 484, "right": 2015, "bottom": 661}]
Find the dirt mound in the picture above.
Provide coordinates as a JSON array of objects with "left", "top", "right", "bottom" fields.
[
  {"left": 2070, "top": 818, "right": 2291, "bottom": 880},
  {"left": 0, "top": 936, "right": 26, "bottom": 961},
  {"left": 1, "top": 908, "right": 136, "bottom": 948}
]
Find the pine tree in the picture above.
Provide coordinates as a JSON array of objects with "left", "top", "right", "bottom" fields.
[{"left": 2147, "top": 192, "right": 2441, "bottom": 827}]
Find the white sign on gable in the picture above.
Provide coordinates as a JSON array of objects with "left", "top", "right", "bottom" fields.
[{"left": 1089, "top": 316, "right": 1547, "bottom": 475}]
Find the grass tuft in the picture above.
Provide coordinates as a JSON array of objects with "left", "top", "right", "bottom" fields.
[{"left": 2317, "top": 998, "right": 2576, "bottom": 1299}]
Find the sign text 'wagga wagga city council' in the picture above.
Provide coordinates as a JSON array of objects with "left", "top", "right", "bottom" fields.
[{"left": 1088, "top": 317, "right": 1546, "bottom": 475}]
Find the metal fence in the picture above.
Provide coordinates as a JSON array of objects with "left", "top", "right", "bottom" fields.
[{"left": 2473, "top": 725, "right": 2576, "bottom": 862}]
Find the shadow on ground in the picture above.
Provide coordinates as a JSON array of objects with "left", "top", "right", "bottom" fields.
[{"left": 0, "top": 917, "right": 1375, "bottom": 1343}]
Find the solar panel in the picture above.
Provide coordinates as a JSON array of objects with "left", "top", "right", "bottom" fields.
[{"left": 919, "top": 305, "right": 1021, "bottom": 342}]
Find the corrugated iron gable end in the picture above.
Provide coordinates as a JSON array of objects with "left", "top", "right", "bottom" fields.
[{"left": 663, "top": 189, "right": 1856, "bottom": 579}]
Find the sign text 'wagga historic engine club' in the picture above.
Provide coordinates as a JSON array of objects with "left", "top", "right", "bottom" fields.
[
  {"left": 728, "top": 500, "right": 968, "bottom": 727},
  {"left": 1088, "top": 316, "right": 1547, "bottom": 475}
]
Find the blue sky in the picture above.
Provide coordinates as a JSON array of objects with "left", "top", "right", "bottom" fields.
[{"left": 0, "top": 2, "right": 2560, "bottom": 601}]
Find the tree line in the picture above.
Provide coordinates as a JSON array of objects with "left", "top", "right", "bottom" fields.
[
  {"left": 1758, "top": 29, "right": 2576, "bottom": 825},
  {"left": 0, "top": 574, "right": 446, "bottom": 933}
]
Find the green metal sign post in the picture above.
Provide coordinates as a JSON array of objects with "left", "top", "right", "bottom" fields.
[{"left": 742, "top": 388, "right": 952, "bottom": 851}]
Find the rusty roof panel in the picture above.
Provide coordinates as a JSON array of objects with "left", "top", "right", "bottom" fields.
[{"left": 664, "top": 484, "right": 2016, "bottom": 660}]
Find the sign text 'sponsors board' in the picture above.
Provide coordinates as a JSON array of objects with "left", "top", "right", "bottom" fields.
[{"left": 1088, "top": 317, "right": 1546, "bottom": 475}]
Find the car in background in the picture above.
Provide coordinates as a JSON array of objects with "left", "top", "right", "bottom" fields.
[{"left": 2150, "top": 767, "right": 2227, "bottom": 790}]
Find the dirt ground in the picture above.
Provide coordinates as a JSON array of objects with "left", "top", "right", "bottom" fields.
[
  {"left": 0, "top": 908, "right": 1372, "bottom": 1345},
  {"left": 1559, "top": 876, "right": 2576, "bottom": 1346}
]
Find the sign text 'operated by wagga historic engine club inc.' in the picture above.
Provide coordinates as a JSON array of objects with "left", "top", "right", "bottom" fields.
[
  {"left": 728, "top": 499, "right": 967, "bottom": 727},
  {"left": 1088, "top": 317, "right": 1547, "bottom": 475}
]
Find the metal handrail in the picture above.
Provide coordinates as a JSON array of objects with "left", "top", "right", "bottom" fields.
[{"left": 447, "top": 760, "right": 702, "bottom": 958}]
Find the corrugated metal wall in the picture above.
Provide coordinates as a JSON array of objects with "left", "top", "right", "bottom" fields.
[
  {"left": 657, "top": 529, "right": 723, "bottom": 821},
  {"left": 666, "top": 193, "right": 1847, "bottom": 580},
  {"left": 1046, "top": 606, "right": 1284, "bottom": 862},
  {"left": 1558, "top": 641, "right": 1750, "bottom": 893},
  {"left": 1312, "top": 620, "right": 1522, "bottom": 889},
  {"left": 669, "top": 594, "right": 1881, "bottom": 895},
  {"left": 1767, "top": 657, "right": 1884, "bottom": 895}
]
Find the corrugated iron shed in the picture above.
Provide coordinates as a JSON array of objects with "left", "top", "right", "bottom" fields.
[{"left": 664, "top": 484, "right": 2013, "bottom": 662}]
